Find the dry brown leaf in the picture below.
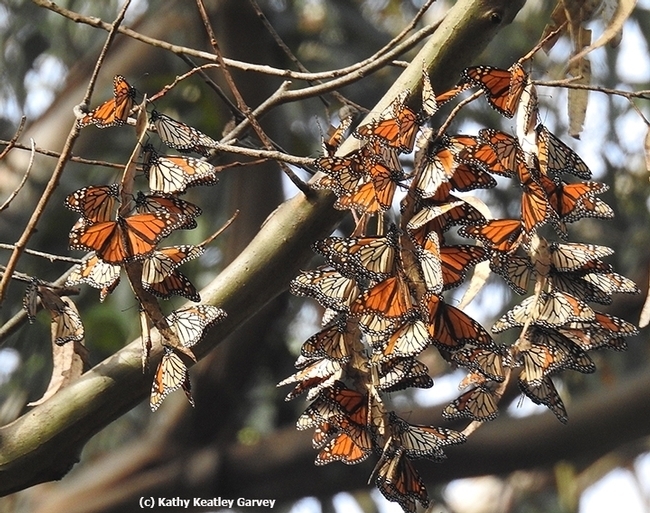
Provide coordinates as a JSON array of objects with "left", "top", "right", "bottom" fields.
[
  {"left": 568, "top": 55, "right": 591, "bottom": 138},
  {"left": 28, "top": 300, "right": 89, "bottom": 406},
  {"left": 644, "top": 125, "right": 650, "bottom": 176},
  {"left": 638, "top": 269, "right": 650, "bottom": 328}
]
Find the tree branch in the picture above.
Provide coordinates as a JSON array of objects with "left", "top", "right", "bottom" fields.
[{"left": 0, "top": 0, "right": 526, "bottom": 496}]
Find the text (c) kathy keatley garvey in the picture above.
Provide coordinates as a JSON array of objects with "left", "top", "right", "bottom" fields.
[{"left": 141, "top": 497, "right": 277, "bottom": 508}]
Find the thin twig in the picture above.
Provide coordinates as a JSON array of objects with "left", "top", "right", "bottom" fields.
[
  {"left": 436, "top": 90, "right": 483, "bottom": 139},
  {"left": 532, "top": 79, "right": 650, "bottom": 100},
  {"left": 0, "top": 139, "right": 36, "bottom": 213},
  {"left": 0, "top": 116, "right": 26, "bottom": 161},
  {"left": 0, "top": 140, "right": 125, "bottom": 169},
  {"left": 147, "top": 63, "right": 220, "bottom": 104},
  {"left": 0, "top": 0, "right": 132, "bottom": 305},
  {"left": 177, "top": 54, "right": 244, "bottom": 122},
  {"left": 214, "top": 142, "right": 315, "bottom": 170},
  {"left": 34, "top": 0, "right": 436, "bottom": 83},
  {"left": 0, "top": 244, "right": 83, "bottom": 264}
]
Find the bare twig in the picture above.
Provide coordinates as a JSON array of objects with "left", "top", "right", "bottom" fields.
[
  {"left": 0, "top": 117, "right": 26, "bottom": 161},
  {"left": 0, "top": 244, "right": 83, "bottom": 264},
  {"left": 34, "top": 0, "right": 436, "bottom": 83},
  {"left": 0, "top": 139, "right": 36, "bottom": 213},
  {"left": 0, "top": 140, "right": 125, "bottom": 169},
  {"left": 214, "top": 143, "right": 315, "bottom": 171},
  {"left": 147, "top": 63, "right": 220, "bottom": 104},
  {"left": 532, "top": 79, "right": 650, "bottom": 101},
  {"left": 436, "top": 90, "right": 483, "bottom": 139}
]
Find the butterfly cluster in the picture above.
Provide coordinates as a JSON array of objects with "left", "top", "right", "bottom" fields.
[
  {"left": 60, "top": 76, "right": 227, "bottom": 411},
  {"left": 281, "top": 63, "right": 638, "bottom": 512}
]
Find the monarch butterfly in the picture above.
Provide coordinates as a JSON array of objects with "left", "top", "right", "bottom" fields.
[
  {"left": 421, "top": 69, "right": 438, "bottom": 118},
  {"left": 65, "top": 184, "right": 120, "bottom": 223},
  {"left": 548, "top": 271, "right": 613, "bottom": 305},
  {"left": 548, "top": 242, "right": 613, "bottom": 272},
  {"left": 334, "top": 161, "right": 397, "bottom": 215},
  {"left": 459, "top": 219, "right": 525, "bottom": 253},
  {"left": 322, "top": 110, "right": 356, "bottom": 156},
  {"left": 298, "top": 381, "right": 369, "bottom": 428},
  {"left": 492, "top": 290, "right": 595, "bottom": 333},
  {"left": 414, "top": 232, "right": 443, "bottom": 293},
  {"left": 150, "top": 346, "right": 194, "bottom": 411},
  {"left": 463, "top": 63, "right": 528, "bottom": 118},
  {"left": 558, "top": 325, "right": 629, "bottom": 352},
  {"left": 350, "top": 274, "right": 414, "bottom": 319},
  {"left": 450, "top": 346, "right": 506, "bottom": 382},
  {"left": 515, "top": 154, "right": 556, "bottom": 233},
  {"left": 581, "top": 271, "right": 639, "bottom": 296},
  {"left": 146, "top": 271, "right": 199, "bottom": 302},
  {"left": 566, "top": 311, "right": 639, "bottom": 337},
  {"left": 315, "top": 422, "right": 373, "bottom": 466},
  {"left": 375, "top": 448, "right": 430, "bottom": 512},
  {"left": 51, "top": 298, "right": 85, "bottom": 345},
  {"left": 439, "top": 245, "right": 488, "bottom": 290},
  {"left": 166, "top": 305, "right": 226, "bottom": 348},
  {"left": 141, "top": 245, "right": 204, "bottom": 287},
  {"left": 387, "top": 411, "right": 465, "bottom": 461},
  {"left": 518, "top": 328, "right": 594, "bottom": 387},
  {"left": 407, "top": 199, "right": 486, "bottom": 245},
  {"left": 22, "top": 279, "right": 40, "bottom": 324},
  {"left": 370, "top": 317, "right": 431, "bottom": 362},
  {"left": 315, "top": 149, "right": 400, "bottom": 215},
  {"left": 290, "top": 267, "right": 360, "bottom": 313},
  {"left": 543, "top": 180, "right": 612, "bottom": 228},
  {"left": 313, "top": 227, "right": 399, "bottom": 282},
  {"left": 518, "top": 371, "right": 568, "bottom": 424},
  {"left": 301, "top": 321, "right": 353, "bottom": 362},
  {"left": 141, "top": 146, "right": 219, "bottom": 194},
  {"left": 490, "top": 253, "right": 533, "bottom": 295},
  {"left": 459, "top": 128, "right": 519, "bottom": 178},
  {"left": 376, "top": 357, "right": 433, "bottom": 392},
  {"left": 278, "top": 357, "right": 342, "bottom": 401},
  {"left": 150, "top": 110, "right": 217, "bottom": 156},
  {"left": 536, "top": 124, "right": 592, "bottom": 181},
  {"left": 77, "top": 75, "right": 136, "bottom": 129},
  {"left": 134, "top": 192, "right": 202, "bottom": 230},
  {"left": 69, "top": 211, "right": 185, "bottom": 264},
  {"left": 355, "top": 92, "right": 420, "bottom": 153},
  {"left": 415, "top": 142, "right": 496, "bottom": 199},
  {"left": 66, "top": 253, "right": 121, "bottom": 302},
  {"left": 421, "top": 293, "right": 494, "bottom": 350},
  {"left": 443, "top": 385, "right": 499, "bottom": 421},
  {"left": 312, "top": 421, "right": 335, "bottom": 449}
]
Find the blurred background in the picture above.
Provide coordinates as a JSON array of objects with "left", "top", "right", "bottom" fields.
[{"left": 0, "top": 1, "right": 649, "bottom": 512}]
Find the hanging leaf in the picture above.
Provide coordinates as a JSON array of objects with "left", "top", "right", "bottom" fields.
[{"left": 568, "top": 54, "right": 591, "bottom": 138}]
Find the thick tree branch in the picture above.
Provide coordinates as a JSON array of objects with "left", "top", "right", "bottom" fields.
[{"left": 0, "top": 0, "right": 526, "bottom": 496}]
